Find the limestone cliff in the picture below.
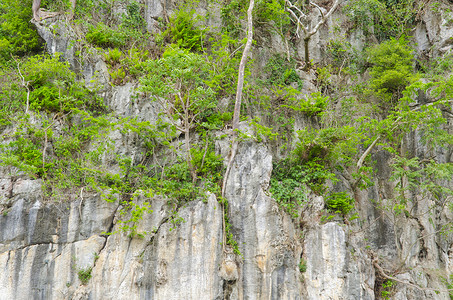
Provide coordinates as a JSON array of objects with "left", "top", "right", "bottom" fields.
[{"left": 1, "top": 0, "right": 453, "bottom": 299}]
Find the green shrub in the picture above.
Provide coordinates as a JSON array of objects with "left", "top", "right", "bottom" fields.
[
  {"left": 103, "top": 48, "right": 122, "bottom": 65},
  {"left": 86, "top": 23, "right": 128, "bottom": 48},
  {"left": 299, "top": 258, "right": 307, "bottom": 273},
  {"left": 22, "top": 54, "right": 75, "bottom": 87},
  {"left": 163, "top": 9, "right": 205, "bottom": 52},
  {"left": 367, "top": 37, "right": 415, "bottom": 100},
  {"left": 220, "top": 0, "right": 290, "bottom": 37},
  {"left": 344, "top": 0, "right": 417, "bottom": 40},
  {"left": 293, "top": 126, "right": 359, "bottom": 166},
  {"left": 200, "top": 112, "right": 232, "bottom": 130},
  {"left": 283, "top": 92, "right": 329, "bottom": 117},
  {"left": 264, "top": 54, "right": 302, "bottom": 88},
  {"left": 77, "top": 267, "right": 92, "bottom": 285},
  {"left": 325, "top": 192, "right": 354, "bottom": 215},
  {"left": 270, "top": 159, "right": 321, "bottom": 218},
  {"left": 0, "top": 0, "right": 42, "bottom": 63},
  {"left": 17, "top": 55, "right": 103, "bottom": 112},
  {"left": 122, "top": 1, "right": 146, "bottom": 31},
  {"left": 190, "top": 146, "right": 223, "bottom": 181}
]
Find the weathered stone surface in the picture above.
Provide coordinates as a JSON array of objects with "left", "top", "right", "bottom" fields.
[
  {"left": 304, "top": 222, "right": 374, "bottom": 300},
  {"left": 32, "top": 19, "right": 76, "bottom": 68},
  {"left": 224, "top": 140, "right": 302, "bottom": 299}
]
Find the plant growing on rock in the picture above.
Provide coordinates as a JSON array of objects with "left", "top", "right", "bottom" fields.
[
  {"left": 139, "top": 46, "right": 217, "bottom": 182},
  {"left": 367, "top": 37, "right": 416, "bottom": 103}
]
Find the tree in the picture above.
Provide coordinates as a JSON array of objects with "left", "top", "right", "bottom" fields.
[
  {"left": 222, "top": 0, "right": 255, "bottom": 198},
  {"left": 140, "top": 46, "right": 216, "bottom": 183},
  {"left": 285, "top": 0, "right": 341, "bottom": 69}
]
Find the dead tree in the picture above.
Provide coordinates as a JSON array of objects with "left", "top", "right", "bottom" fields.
[{"left": 285, "top": 0, "right": 340, "bottom": 69}]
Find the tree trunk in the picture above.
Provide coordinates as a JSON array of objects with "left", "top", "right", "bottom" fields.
[
  {"left": 303, "top": 37, "right": 310, "bottom": 69},
  {"left": 222, "top": 0, "right": 255, "bottom": 198}
]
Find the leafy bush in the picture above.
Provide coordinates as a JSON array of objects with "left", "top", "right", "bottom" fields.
[
  {"left": 265, "top": 54, "right": 302, "bottom": 88},
  {"left": 367, "top": 37, "right": 415, "bottom": 100},
  {"left": 103, "top": 48, "right": 122, "bottom": 65},
  {"left": 190, "top": 146, "right": 223, "bottom": 180},
  {"left": 294, "top": 126, "right": 360, "bottom": 167},
  {"left": 325, "top": 192, "right": 354, "bottom": 215},
  {"left": 0, "top": 0, "right": 41, "bottom": 63},
  {"left": 344, "top": 0, "right": 417, "bottom": 40},
  {"left": 122, "top": 1, "right": 146, "bottom": 31},
  {"left": 270, "top": 158, "right": 338, "bottom": 218},
  {"left": 220, "top": 0, "right": 290, "bottom": 37},
  {"left": 163, "top": 9, "right": 205, "bottom": 52},
  {"left": 140, "top": 46, "right": 217, "bottom": 127},
  {"left": 326, "top": 39, "right": 366, "bottom": 74},
  {"left": 20, "top": 55, "right": 102, "bottom": 112},
  {"left": 77, "top": 267, "right": 92, "bottom": 285},
  {"left": 86, "top": 23, "right": 128, "bottom": 48},
  {"left": 269, "top": 161, "right": 307, "bottom": 219},
  {"left": 283, "top": 92, "right": 329, "bottom": 117}
]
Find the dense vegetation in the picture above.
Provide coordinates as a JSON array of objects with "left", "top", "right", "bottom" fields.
[{"left": 0, "top": 0, "right": 452, "bottom": 268}]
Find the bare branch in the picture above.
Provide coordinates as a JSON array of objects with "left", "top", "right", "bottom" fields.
[
  {"left": 308, "top": 0, "right": 340, "bottom": 37},
  {"left": 356, "top": 136, "right": 380, "bottom": 170},
  {"left": 309, "top": 1, "right": 324, "bottom": 18}
]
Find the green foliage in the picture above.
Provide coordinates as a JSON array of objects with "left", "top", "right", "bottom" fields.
[
  {"left": 21, "top": 54, "right": 102, "bottom": 113},
  {"left": 0, "top": 0, "right": 41, "bottom": 63},
  {"left": 103, "top": 47, "right": 150, "bottom": 84},
  {"left": 264, "top": 54, "right": 302, "bottom": 88},
  {"left": 109, "top": 67, "right": 126, "bottom": 85},
  {"left": 220, "top": 0, "right": 246, "bottom": 37},
  {"left": 344, "top": 0, "right": 417, "bottom": 40},
  {"left": 140, "top": 46, "right": 217, "bottom": 128},
  {"left": 325, "top": 192, "right": 354, "bottom": 215},
  {"left": 367, "top": 38, "right": 416, "bottom": 99},
  {"left": 103, "top": 48, "right": 122, "bottom": 65},
  {"left": 441, "top": 275, "right": 453, "bottom": 300},
  {"left": 294, "top": 126, "right": 360, "bottom": 167},
  {"left": 220, "top": 0, "right": 290, "bottom": 38},
  {"left": 381, "top": 280, "right": 395, "bottom": 300},
  {"left": 270, "top": 157, "right": 340, "bottom": 218},
  {"left": 77, "top": 267, "right": 92, "bottom": 285},
  {"left": 299, "top": 258, "right": 307, "bottom": 273},
  {"left": 220, "top": 197, "right": 242, "bottom": 256},
  {"left": 270, "top": 160, "right": 307, "bottom": 218},
  {"left": 326, "top": 38, "right": 366, "bottom": 74},
  {"left": 253, "top": 0, "right": 290, "bottom": 33},
  {"left": 283, "top": 91, "right": 329, "bottom": 117},
  {"left": 200, "top": 112, "right": 232, "bottom": 130},
  {"left": 163, "top": 9, "right": 206, "bottom": 52},
  {"left": 247, "top": 117, "right": 279, "bottom": 142},
  {"left": 86, "top": 22, "right": 128, "bottom": 48},
  {"left": 190, "top": 145, "right": 223, "bottom": 181},
  {"left": 117, "top": 195, "right": 153, "bottom": 238},
  {"left": 205, "top": 33, "right": 243, "bottom": 96},
  {"left": 122, "top": 1, "right": 146, "bottom": 32}
]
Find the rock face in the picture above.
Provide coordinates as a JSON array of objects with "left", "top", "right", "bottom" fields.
[
  {"left": 224, "top": 141, "right": 301, "bottom": 299},
  {"left": 1, "top": 0, "right": 453, "bottom": 299}
]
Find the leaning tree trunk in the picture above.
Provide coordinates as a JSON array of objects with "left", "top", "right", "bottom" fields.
[{"left": 221, "top": 0, "right": 255, "bottom": 199}]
